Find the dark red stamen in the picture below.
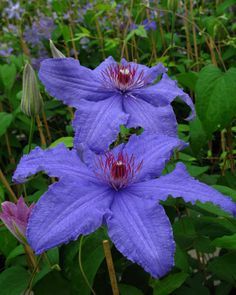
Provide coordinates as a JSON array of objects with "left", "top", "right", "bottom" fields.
[
  {"left": 101, "top": 63, "right": 146, "bottom": 92},
  {"left": 95, "top": 151, "right": 143, "bottom": 190}
]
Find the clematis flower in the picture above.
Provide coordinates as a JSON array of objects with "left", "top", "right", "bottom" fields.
[
  {"left": 39, "top": 57, "right": 195, "bottom": 152},
  {"left": 0, "top": 197, "right": 34, "bottom": 244},
  {"left": 13, "top": 133, "right": 236, "bottom": 278}
]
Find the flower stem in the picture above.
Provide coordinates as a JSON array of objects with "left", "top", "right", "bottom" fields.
[
  {"left": 28, "top": 116, "right": 35, "bottom": 154},
  {"left": 78, "top": 236, "right": 96, "bottom": 295},
  {"left": 102, "top": 240, "right": 119, "bottom": 295},
  {"left": 36, "top": 115, "right": 47, "bottom": 148},
  {"left": 24, "top": 244, "right": 39, "bottom": 272},
  {"left": 25, "top": 253, "right": 43, "bottom": 294}
]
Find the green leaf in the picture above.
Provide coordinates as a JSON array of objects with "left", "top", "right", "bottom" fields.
[
  {"left": 216, "top": 0, "right": 236, "bottom": 14},
  {"left": 0, "top": 266, "right": 30, "bottom": 295},
  {"left": 185, "top": 164, "right": 209, "bottom": 177},
  {"left": 0, "top": 228, "right": 18, "bottom": 256},
  {"left": 176, "top": 71, "right": 198, "bottom": 91},
  {"left": 6, "top": 245, "right": 24, "bottom": 265},
  {"left": 151, "top": 272, "right": 189, "bottom": 295},
  {"left": 0, "top": 112, "right": 13, "bottom": 137},
  {"left": 175, "top": 244, "right": 189, "bottom": 272},
  {"left": 125, "top": 25, "right": 147, "bottom": 43},
  {"left": 195, "top": 65, "right": 236, "bottom": 136},
  {"left": 0, "top": 63, "right": 17, "bottom": 91},
  {"left": 193, "top": 236, "right": 215, "bottom": 253},
  {"left": 195, "top": 201, "right": 231, "bottom": 218},
  {"left": 207, "top": 252, "right": 236, "bottom": 284},
  {"left": 119, "top": 283, "right": 143, "bottom": 295},
  {"left": 33, "top": 271, "right": 70, "bottom": 295},
  {"left": 189, "top": 115, "right": 208, "bottom": 155},
  {"left": 49, "top": 137, "right": 73, "bottom": 148},
  {"left": 212, "top": 233, "right": 236, "bottom": 250}
]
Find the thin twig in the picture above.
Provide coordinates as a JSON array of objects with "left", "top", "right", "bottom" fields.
[
  {"left": 0, "top": 169, "right": 18, "bottom": 202},
  {"left": 103, "top": 240, "right": 119, "bottom": 295}
]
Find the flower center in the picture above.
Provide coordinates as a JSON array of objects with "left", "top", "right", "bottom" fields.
[
  {"left": 95, "top": 151, "right": 143, "bottom": 190},
  {"left": 101, "top": 63, "right": 146, "bottom": 92}
]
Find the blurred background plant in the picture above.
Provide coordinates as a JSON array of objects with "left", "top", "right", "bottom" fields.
[{"left": 0, "top": 0, "right": 236, "bottom": 294}]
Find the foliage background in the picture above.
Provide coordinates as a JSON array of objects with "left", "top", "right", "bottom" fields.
[{"left": 0, "top": 0, "right": 236, "bottom": 294}]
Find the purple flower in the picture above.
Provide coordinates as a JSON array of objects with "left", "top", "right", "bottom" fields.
[
  {"left": 0, "top": 197, "right": 34, "bottom": 244},
  {"left": 13, "top": 133, "right": 236, "bottom": 278},
  {"left": 0, "top": 46, "right": 13, "bottom": 57},
  {"left": 4, "top": 1, "right": 24, "bottom": 20},
  {"left": 24, "top": 16, "right": 55, "bottom": 46},
  {"left": 39, "top": 57, "right": 195, "bottom": 152},
  {"left": 142, "top": 19, "right": 157, "bottom": 31}
]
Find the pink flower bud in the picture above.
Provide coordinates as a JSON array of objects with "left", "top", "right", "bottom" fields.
[{"left": 0, "top": 197, "right": 34, "bottom": 244}]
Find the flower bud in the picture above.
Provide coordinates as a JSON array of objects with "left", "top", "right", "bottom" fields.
[
  {"left": 49, "top": 39, "right": 65, "bottom": 58},
  {"left": 0, "top": 197, "right": 35, "bottom": 244},
  {"left": 21, "top": 63, "right": 43, "bottom": 117}
]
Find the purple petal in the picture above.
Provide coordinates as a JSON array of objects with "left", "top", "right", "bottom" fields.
[
  {"left": 16, "top": 197, "right": 30, "bottom": 222},
  {"left": 122, "top": 132, "right": 186, "bottom": 181},
  {"left": 39, "top": 58, "right": 112, "bottom": 107},
  {"left": 13, "top": 144, "right": 95, "bottom": 183},
  {"left": 106, "top": 191, "right": 175, "bottom": 278},
  {"left": 93, "top": 56, "right": 116, "bottom": 75},
  {"left": 1, "top": 201, "right": 17, "bottom": 217},
  {"left": 0, "top": 212, "right": 23, "bottom": 241},
  {"left": 124, "top": 97, "right": 178, "bottom": 136},
  {"left": 27, "top": 177, "right": 113, "bottom": 254},
  {"left": 73, "top": 95, "right": 129, "bottom": 152},
  {"left": 132, "top": 74, "right": 195, "bottom": 120},
  {"left": 129, "top": 163, "right": 236, "bottom": 216}
]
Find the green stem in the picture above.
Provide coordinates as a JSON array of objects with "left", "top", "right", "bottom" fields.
[
  {"left": 170, "top": 10, "right": 176, "bottom": 64},
  {"left": 25, "top": 254, "right": 43, "bottom": 294},
  {"left": 28, "top": 116, "right": 35, "bottom": 154},
  {"left": 78, "top": 236, "right": 96, "bottom": 295}
]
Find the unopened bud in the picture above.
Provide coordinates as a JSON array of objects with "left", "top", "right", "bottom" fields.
[
  {"left": 21, "top": 63, "right": 43, "bottom": 117},
  {"left": 0, "top": 197, "right": 35, "bottom": 244},
  {"left": 49, "top": 39, "right": 65, "bottom": 58},
  {"left": 167, "top": 0, "right": 178, "bottom": 12}
]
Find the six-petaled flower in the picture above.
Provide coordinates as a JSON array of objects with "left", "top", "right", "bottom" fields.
[
  {"left": 13, "top": 133, "right": 236, "bottom": 278},
  {"left": 39, "top": 56, "right": 195, "bottom": 152}
]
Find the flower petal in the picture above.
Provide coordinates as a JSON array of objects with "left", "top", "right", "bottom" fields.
[
  {"left": 106, "top": 191, "right": 175, "bottom": 278},
  {"left": 93, "top": 56, "right": 116, "bottom": 75},
  {"left": 132, "top": 74, "right": 195, "bottom": 120},
  {"left": 16, "top": 197, "right": 31, "bottom": 222},
  {"left": 129, "top": 163, "right": 236, "bottom": 216},
  {"left": 73, "top": 95, "right": 129, "bottom": 152},
  {"left": 39, "top": 58, "right": 112, "bottom": 107},
  {"left": 124, "top": 96, "right": 178, "bottom": 137},
  {"left": 122, "top": 132, "right": 186, "bottom": 181},
  {"left": 27, "top": 177, "right": 113, "bottom": 254},
  {"left": 13, "top": 144, "right": 95, "bottom": 183}
]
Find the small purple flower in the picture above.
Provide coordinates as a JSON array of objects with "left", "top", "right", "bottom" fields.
[
  {"left": 142, "top": 19, "right": 157, "bottom": 31},
  {"left": 4, "top": 1, "right": 24, "bottom": 20},
  {"left": 39, "top": 57, "right": 195, "bottom": 152},
  {"left": 0, "top": 197, "right": 34, "bottom": 244},
  {"left": 129, "top": 23, "right": 138, "bottom": 31},
  {"left": 24, "top": 16, "right": 55, "bottom": 46},
  {"left": 0, "top": 46, "right": 13, "bottom": 57},
  {"left": 13, "top": 133, "right": 236, "bottom": 278}
]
